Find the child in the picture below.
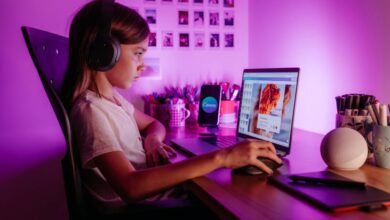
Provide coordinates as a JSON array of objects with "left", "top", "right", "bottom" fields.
[{"left": 62, "top": 0, "right": 282, "bottom": 205}]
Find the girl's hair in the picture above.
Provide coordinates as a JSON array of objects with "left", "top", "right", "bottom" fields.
[{"left": 61, "top": 0, "right": 150, "bottom": 108}]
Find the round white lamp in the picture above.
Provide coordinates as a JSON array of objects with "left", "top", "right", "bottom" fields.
[{"left": 320, "top": 127, "right": 368, "bottom": 170}]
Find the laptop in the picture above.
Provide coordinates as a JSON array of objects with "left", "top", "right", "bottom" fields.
[{"left": 171, "top": 68, "right": 300, "bottom": 157}]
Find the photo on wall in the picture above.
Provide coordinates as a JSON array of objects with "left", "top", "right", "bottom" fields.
[
  {"left": 148, "top": 32, "right": 157, "bottom": 47},
  {"left": 210, "top": 33, "right": 220, "bottom": 47},
  {"left": 224, "top": 11, "right": 234, "bottom": 26},
  {"left": 178, "top": 10, "right": 189, "bottom": 25},
  {"left": 208, "top": 0, "right": 219, "bottom": 6},
  {"left": 161, "top": 0, "right": 173, "bottom": 3},
  {"left": 142, "top": 57, "right": 161, "bottom": 79},
  {"left": 178, "top": 0, "right": 189, "bottom": 3},
  {"left": 209, "top": 11, "right": 219, "bottom": 26},
  {"left": 145, "top": 9, "right": 157, "bottom": 24},
  {"left": 223, "top": 0, "right": 234, "bottom": 8},
  {"left": 193, "top": 0, "right": 204, "bottom": 4},
  {"left": 224, "top": 33, "right": 234, "bottom": 47},
  {"left": 162, "top": 31, "right": 174, "bottom": 47},
  {"left": 194, "top": 11, "right": 204, "bottom": 26},
  {"left": 179, "top": 33, "right": 190, "bottom": 47},
  {"left": 144, "top": 0, "right": 157, "bottom": 3},
  {"left": 194, "top": 32, "right": 205, "bottom": 48}
]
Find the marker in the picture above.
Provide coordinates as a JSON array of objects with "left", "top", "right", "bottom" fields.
[
  {"left": 379, "top": 104, "right": 388, "bottom": 126},
  {"left": 367, "top": 104, "right": 378, "bottom": 125},
  {"left": 289, "top": 175, "right": 366, "bottom": 188},
  {"left": 372, "top": 101, "right": 381, "bottom": 121}
]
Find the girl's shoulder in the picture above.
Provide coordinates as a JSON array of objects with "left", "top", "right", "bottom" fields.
[{"left": 71, "top": 90, "right": 107, "bottom": 115}]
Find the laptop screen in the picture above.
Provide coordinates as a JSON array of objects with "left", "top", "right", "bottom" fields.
[{"left": 237, "top": 68, "right": 299, "bottom": 149}]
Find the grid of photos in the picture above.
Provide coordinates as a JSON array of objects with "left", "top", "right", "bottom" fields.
[{"left": 142, "top": 0, "right": 235, "bottom": 49}]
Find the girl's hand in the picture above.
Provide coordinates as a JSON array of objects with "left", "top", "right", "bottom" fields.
[
  {"left": 219, "top": 139, "right": 282, "bottom": 175},
  {"left": 143, "top": 136, "right": 177, "bottom": 167}
]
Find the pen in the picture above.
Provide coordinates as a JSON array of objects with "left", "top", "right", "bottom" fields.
[
  {"left": 367, "top": 104, "right": 378, "bottom": 125},
  {"left": 288, "top": 175, "right": 366, "bottom": 188},
  {"left": 352, "top": 95, "right": 360, "bottom": 116},
  {"left": 379, "top": 104, "right": 388, "bottom": 126}
]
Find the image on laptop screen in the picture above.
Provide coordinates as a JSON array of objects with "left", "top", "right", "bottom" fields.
[{"left": 237, "top": 69, "right": 299, "bottom": 149}]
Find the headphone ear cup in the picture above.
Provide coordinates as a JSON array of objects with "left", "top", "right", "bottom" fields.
[{"left": 87, "top": 36, "right": 120, "bottom": 71}]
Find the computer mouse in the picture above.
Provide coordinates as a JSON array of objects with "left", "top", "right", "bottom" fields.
[{"left": 239, "top": 157, "right": 283, "bottom": 175}]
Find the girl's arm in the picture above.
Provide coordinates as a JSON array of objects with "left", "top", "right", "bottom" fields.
[
  {"left": 133, "top": 108, "right": 176, "bottom": 166},
  {"left": 93, "top": 139, "right": 282, "bottom": 203}
]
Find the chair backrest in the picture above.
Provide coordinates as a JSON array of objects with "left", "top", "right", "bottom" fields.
[{"left": 22, "top": 26, "right": 87, "bottom": 220}]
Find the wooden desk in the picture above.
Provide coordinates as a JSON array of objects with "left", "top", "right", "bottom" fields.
[{"left": 167, "top": 127, "right": 390, "bottom": 220}]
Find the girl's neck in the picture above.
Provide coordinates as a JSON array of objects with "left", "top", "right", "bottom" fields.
[
  {"left": 89, "top": 72, "right": 121, "bottom": 106},
  {"left": 90, "top": 72, "right": 114, "bottom": 99}
]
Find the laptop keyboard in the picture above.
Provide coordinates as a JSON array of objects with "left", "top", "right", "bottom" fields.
[{"left": 200, "top": 136, "right": 239, "bottom": 148}]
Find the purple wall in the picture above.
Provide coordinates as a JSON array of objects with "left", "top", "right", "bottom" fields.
[
  {"left": 0, "top": 0, "right": 89, "bottom": 219},
  {"left": 0, "top": 0, "right": 389, "bottom": 219},
  {"left": 249, "top": 0, "right": 390, "bottom": 134}
]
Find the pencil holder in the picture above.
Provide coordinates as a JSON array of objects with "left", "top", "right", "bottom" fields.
[{"left": 335, "top": 114, "right": 374, "bottom": 152}]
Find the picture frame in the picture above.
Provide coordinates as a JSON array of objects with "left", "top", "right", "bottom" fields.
[
  {"left": 224, "top": 11, "right": 234, "bottom": 26},
  {"left": 223, "top": 0, "right": 234, "bottom": 8},
  {"left": 162, "top": 31, "right": 174, "bottom": 47},
  {"left": 209, "top": 33, "right": 220, "bottom": 48},
  {"left": 224, "top": 33, "right": 234, "bottom": 47},
  {"left": 178, "top": 10, "right": 189, "bottom": 25},
  {"left": 194, "top": 11, "right": 204, "bottom": 26},
  {"left": 209, "top": 11, "right": 219, "bottom": 26},
  {"left": 148, "top": 32, "right": 157, "bottom": 47},
  {"left": 179, "top": 33, "right": 190, "bottom": 47},
  {"left": 194, "top": 32, "right": 205, "bottom": 48},
  {"left": 145, "top": 8, "right": 157, "bottom": 24}
]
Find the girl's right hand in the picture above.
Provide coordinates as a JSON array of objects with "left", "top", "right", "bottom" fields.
[{"left": 219, "top": 139, "right": 282, "bottom": 175}]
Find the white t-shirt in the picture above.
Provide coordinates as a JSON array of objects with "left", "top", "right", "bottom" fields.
[
  {"left": 71, "top": 90, "right": 146, "bottom": 205},
  {"left": 71, "top": 90, "right": 185, "bottom": 205}
]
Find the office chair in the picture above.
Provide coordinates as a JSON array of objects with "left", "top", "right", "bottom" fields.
[{"left": 22, "top": 26, "right": 214, "bottom": 220}]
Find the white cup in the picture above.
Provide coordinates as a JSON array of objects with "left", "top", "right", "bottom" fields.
[{"left": 372, "top": 125, "right": 390, "bottom": 169}]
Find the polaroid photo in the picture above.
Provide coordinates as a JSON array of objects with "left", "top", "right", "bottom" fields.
[
  {"left": 161, "top": 0, "right": 173, "bottom": 3},
  {"left": 141, "top": 57, "right": 161, "bottom": 79},
  {"left": 193, "top": 0, "right": 204, "bottom": 5},
  {"left": 224, "top": 11, "right": 234, "bottom": 26},
  {"left": 145, "top": 9, "right": 157, "bottom": 24},
  {"left": 194, "top": 32, "right": 205, "bottom": 48},
  {"left": 178, "top": 0, "right": 189, "bottom": 4},
  {"left": 194, "top": 11, "right": 204, "bottom": 26},
  {"left": 210, "top": 33, "right": 220, "bottom": 48},
  {"left": 162, "top": 31, "right": 174, "bottom": 47},
  {"left": 178, "top": 10, "right": 189, "bottom": 25},
  {"left": 179, "top": 33, "right": 190, "bottom": 47},
  {"left": 223, "top": 0, "right": 234, "bottom": 8},
  {"left": 224, "top": 33, "right": 234, "bottom": 48},
  {"left": 209, "top": 11, "right": 219, "bottom": 26},
  {"left": 148, "top": 32, "right": 157, "bottom": 47},
  {"left": 208, "top": 0, "right": 219, "bottom": 6}
]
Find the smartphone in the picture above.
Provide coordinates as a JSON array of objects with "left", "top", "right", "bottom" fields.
[{"left": 198, "top": 85, "right": 222, "bottom": 127}]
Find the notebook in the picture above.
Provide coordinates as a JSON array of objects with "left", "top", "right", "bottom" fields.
[
  {"left": 171, "top": 68, "right": 300, "bottom": 157},
  {"left": 269, "top": 171, "right": 390, "bottom": 212}
]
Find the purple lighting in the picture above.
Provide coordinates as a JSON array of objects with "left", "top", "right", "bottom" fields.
[
  {"left": 249, "top": 0, "right": 390, "bottom": 134},
  {"left": 0, "top": 0, "right": 389, "bottom": 219}
]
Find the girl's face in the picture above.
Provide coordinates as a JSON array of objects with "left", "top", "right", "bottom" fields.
[{"left": 105, "top": 38, "right": 148, "bottom": 89}]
